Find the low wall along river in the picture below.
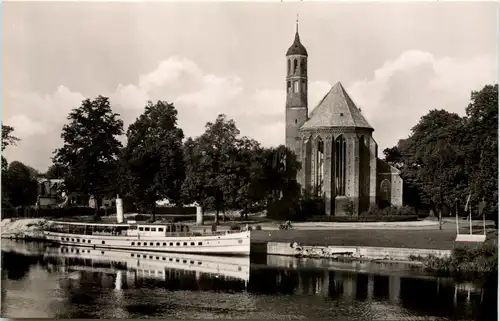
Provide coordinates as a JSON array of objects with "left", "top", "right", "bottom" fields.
[{"left": 260, "top": 242, "right": 451, "bottom": 261}]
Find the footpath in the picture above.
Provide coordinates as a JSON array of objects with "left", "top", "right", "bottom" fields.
[{"left": 250, "top": 220, "right": 440, "bottom": 231}]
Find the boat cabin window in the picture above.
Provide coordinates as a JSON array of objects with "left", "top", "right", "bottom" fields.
[
  {"left": 145, "top": 227, "right": 150, "bottom": 231},
  {"left": 139, "top": 227, "right": 144, "bottom": 231},
  {"left": 151, "top": 228, "right": 156, "bottom": 232},
  {"left": 158, "top": 228, "right": 164, "bottom": 232}
]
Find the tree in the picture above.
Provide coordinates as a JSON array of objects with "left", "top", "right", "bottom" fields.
[
  {"left": 2, "top": 123, "right": 20, "bottom": 152},
  {"left": 182, "top": 114, "right": 241, "bottom": 224},
  {"left": 225, "top": 137, "right": 262, "bottom": 219},
  {"left": 44, "top": 163, "right": 67, "bottom": 179},
  {"left": 53, "top": 96, "right": 124, "bottom": 219},
  {"left": 463, "top": 84, "right": 498, "bottom": 223},
  {"left": 2, "top": 123, "right": 20, "bottom": 172},
  {"left": 1, "top": 124, "right": 20, "bottom": 207},
  {"left": 3, "top": 161, "right": 38, "bottom": 208},
  {"left": 383, "top": 146, "right": 403, "bottom": 170},
  {"left": 121, "top": 101, "right": 185, "bottom": 221},
  {"left": 259, "top": 145, "right": 302, "bottom": 220},
  {"left": 396, "top": 110, "right": 469, "bottom": 216}
]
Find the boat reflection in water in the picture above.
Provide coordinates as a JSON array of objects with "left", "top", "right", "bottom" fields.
[
  {"left": 43, "top": 244, "right": 250, "bottom": 290},
  {"left": 1, "top": 240, "right": 496, "bottom": 320}
]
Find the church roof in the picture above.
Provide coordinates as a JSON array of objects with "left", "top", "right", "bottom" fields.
[
  {"left": 301, "top": 82, "right": 373, "bottom": 131},
  {"left": 286, "top": 32, "right": 308, "bottom": 56}
]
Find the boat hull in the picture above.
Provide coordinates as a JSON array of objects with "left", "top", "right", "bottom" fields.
[{"left": 43, "top": 230, "right": 251, "bottom": 256}]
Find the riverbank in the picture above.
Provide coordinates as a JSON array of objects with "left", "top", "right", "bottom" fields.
[
  {"left": 2, "top": 217, "right": 497, "bottom": 270},
  {"left": 0, "top": 218, "right": 49, "bottom": 239}
]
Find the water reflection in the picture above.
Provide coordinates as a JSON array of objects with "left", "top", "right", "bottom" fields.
[{"left": 1, "top": 240, "right": 496, "bottom": 320}]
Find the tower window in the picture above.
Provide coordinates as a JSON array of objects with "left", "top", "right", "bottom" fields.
[
  {"left": 294, "top": 81, "right": 299, "bottom": 93},
  {"left": 295, "top": 119, "right": 297, "bottom": 124},
  {"left": 287, "top": 81, "right": 291, "bottom": 93},
  {"left": 294, "top": 59, "right": 298, "bottom": 73},
  {"left": 302, "top": 81, "right": 307, "bottom": 93},
  {"left": 287, "top": 60, "right": 291, "bottom": 74}
]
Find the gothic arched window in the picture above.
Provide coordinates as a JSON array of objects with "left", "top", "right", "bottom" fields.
[
  {"left": 287, "top": 81, "right": 291, "bottom": 93},
  {"left": 293, "top": 59, "right": 298, "bottom": 73},
  {"left": 316, "top": 139, "right": 324, "bottom": 197},
  {"left": 380, "top": 179, "right": 390, "bottom": 200},
  {"left": 335, "top": 135, "right": 347, "bottom": 196}
]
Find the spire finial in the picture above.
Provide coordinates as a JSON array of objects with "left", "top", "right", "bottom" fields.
[{"left": 296, "top": 14, "right": 299, "bottom": 33}]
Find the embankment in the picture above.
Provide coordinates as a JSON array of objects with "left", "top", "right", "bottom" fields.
[
  {"left": 1, "top": 218, "right": 48, "bottom": 240},
  {"left": 252, "top": 241, "right": 451, "bottom": 263}
]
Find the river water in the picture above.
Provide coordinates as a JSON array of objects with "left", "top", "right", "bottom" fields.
[{"left": 1, "top": 240, "right": 496, "bottom": 320}]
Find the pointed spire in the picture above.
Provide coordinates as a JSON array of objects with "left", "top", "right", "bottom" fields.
[
  {"left": 286, "top": 16, "right": 308, "bottom": 56},
  {"left": 296, "top": 13, "right": 299, "bottom": 33}
]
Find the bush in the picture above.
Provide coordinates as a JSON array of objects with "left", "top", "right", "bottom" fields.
[
  {"left": 343, "top": 201, "right": 355, "bottom": 216},
  {"left": 266, "top": 198, "right": 301, "bottom": 221},
  {"left": 155, "top": 206, "right": 197, "bottom": 215},
  {"left": 229, "top": 223, "right": 241, "bottom": 231},
  {"left": 1, "top": 206, "right": 111, "bottom": 219},
  {"left": 306, "top": 215, "right": 418, "bottom": 222},
  {"left": 300, "top": 198, "right": 325, "bottom": 217},
  {"left": 361, "top": 205, "right": 416, "bottom": 217},
  {"left": 419, "top": 244, "right": 498, "bottom": 274}
]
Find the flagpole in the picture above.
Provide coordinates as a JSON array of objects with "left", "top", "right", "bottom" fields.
[
  {"left": 469, "top": 202, "right": 472, "bottom": 235},
  {"left": 483, "top": 208, "right": 486, "bottom": 236}
]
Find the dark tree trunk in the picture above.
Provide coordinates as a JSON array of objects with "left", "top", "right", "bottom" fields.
[
  {"left": 215, "top": 208, "right": 219, "bottom": 225},
  {"left": 151, "top": 201, "right": 156, "bottom": 222},
  {"left": 93, "top": 196, "right": 101, "bottom": 221}
]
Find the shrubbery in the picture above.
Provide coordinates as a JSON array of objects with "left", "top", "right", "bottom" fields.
[
  {"left": 414, "top": 244, "right": 498, "bottom": 274},
  {"left": 306, "top": 215, "right": 418, "bottom": 222},
  {"left": 361, "top": 204, "right": 417, "bottom": 216},
  {"left": 267, "top": 199, "right": 418, "bottom": 222},
  {"left": 266, "top": 197, "right": 324, "bottom": 222},
  {"left": 1, "top": 206, "right": 113, "bottom": 219}
]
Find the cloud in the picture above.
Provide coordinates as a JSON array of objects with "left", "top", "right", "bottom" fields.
[
  {"left": 347, "top": 50, "right": 497, "bottom": 151},
  {"left": 138, "top": 56, "right": 203, "bottom": 91},
  {"left": 6, "top": 114, "right": 47, "bottom": 137},
  {"left": 176, "top": 74, "right": 243, "bottom": 110},
  {"left": 4, "top": 51, "right": 496, "bottom": 171},
  {"left": 3, "top": 85, "right": 85, "bottom": 138}
]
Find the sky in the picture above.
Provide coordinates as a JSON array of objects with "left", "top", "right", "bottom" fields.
[{"left": 2, "top": 1, "right": 498, "bottom": 171}]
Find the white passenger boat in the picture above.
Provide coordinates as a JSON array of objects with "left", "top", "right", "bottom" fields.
[{"left": 43, "top": 221, "right": 251, "bottom": 256}]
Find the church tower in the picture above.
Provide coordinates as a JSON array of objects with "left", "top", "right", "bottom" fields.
[{"left": 285, "top": 18, "right": 308, "bottom": 159}]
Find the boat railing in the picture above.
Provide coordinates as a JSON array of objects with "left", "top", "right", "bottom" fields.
[{"left": 45, "top": 226, "right": 248, "bottom": 237}]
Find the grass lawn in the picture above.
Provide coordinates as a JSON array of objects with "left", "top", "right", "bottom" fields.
[{"left": 251, "top": 228, "right": 498, "bottom": 250}]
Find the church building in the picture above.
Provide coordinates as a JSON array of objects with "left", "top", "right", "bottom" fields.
[{"left": 284, "top": 23, "right": 403, "bottom": 216}]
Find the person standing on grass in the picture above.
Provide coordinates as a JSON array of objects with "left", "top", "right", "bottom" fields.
[{"left": 478, "top": 197, "right": 487, "bottom": 219}]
